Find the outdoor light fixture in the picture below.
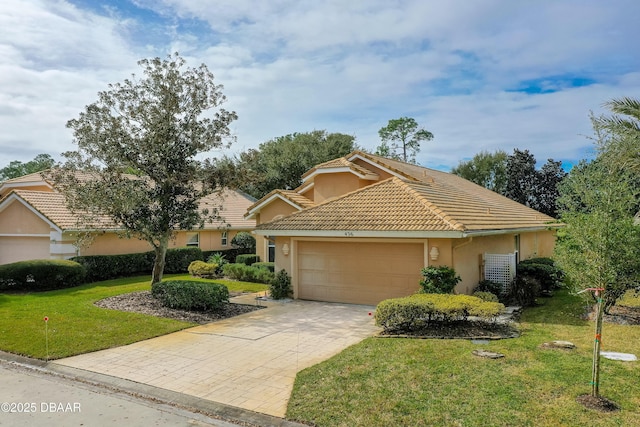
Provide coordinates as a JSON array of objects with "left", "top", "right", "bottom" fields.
[
  {"left": 430, "top": 246, "right": 440, "bottom": 261},
  {"left": 282, "top": 243, "right": 290, "bottom": 256}
]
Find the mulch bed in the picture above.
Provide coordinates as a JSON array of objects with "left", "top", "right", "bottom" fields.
[
  {"left": 576, "top": 394, "right": 620, "bottom": 412},
  {"left": 379, "top": 320, "right": 520, "bottom": 340},
  {"left": 95, "top": 290, "right": 264, "bottom": 324}
]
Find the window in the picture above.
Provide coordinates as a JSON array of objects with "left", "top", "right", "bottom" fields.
[
  {"left": 268, "top": 238, "right": 275, "bottom": 262},
  {"left": 221, "top": 231, "right": 228, "bottom": 246},
  {"left": 186, "top": 232, "right": 200, "bottom": 247}
]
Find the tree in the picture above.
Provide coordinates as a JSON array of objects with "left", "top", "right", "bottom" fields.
[
  {"left": 533, "top": 159, "right": 567, "bottom": 217},
  {"left": 451, "top": 150, "right": 508, "bottom": 194},
  {"left": 376, "top": 117, "right": 433, "bottom": 163},
  {"left": 49, "top": 53, "right": 237, "bottom": 284},
  {"left": 504, "top": 149, "right": 537, "bottom": 206},
  {"left": 0, "top": 153, "right": 55, "bottom": 181},
  {"left": 214, "top": 130, "right": 357, "bottom": 199},
  {"left": 555, "top": 103, "right": 640, "bottom": 399}
]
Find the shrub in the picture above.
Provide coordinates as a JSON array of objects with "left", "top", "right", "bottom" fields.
[
  {"left": 222, "top": 263, "right": 274, "bottom": 284},
  {"left": 0, "top": 259, "right": 86, "bottom": 291},
  {"left": 270, "top": 269, "right": 292, "bottom": 299},
  {"left": 475, "top": 280, "right": 504, "bottom": 297},
  {"left": 188, "top": 260, "right": 218, "bottom": 278},
  {"left": 164, "top": 247, "right": 203, "bottom": 273},
  {"left": 151, "top": 280, "right": 229, "bottom": 311},
  {"left": 231, "top": 231, "right": 256, "bottom": 251},
  {"left": 252, "top": 262, "right": 275, "bottom": 272},
  {"left": 419, "top": 266, "right": 461, "bottom": 294},
  {"left": 72, "top": 247, "right": 204, "bottom": 282},
  {"left": 516, "top": 259, "right": 565, "bottom": 294},
  {"left": 506, "top": 276, "right": 540, "bottom": 307},
  {"left": 202, "top": 247, "right": 252, "bottom": 264},
  {"left": 473, "top": 291, "right": 499, "bottom": 302},
  {"left": 375, "top": 294, "right": 504, "bottom": 332},
  {"left": 236, "top": 254, "right": 260, "bottom": 266},
  {"left": 72, "top": 252, "right": 153, "bottom": 282}
]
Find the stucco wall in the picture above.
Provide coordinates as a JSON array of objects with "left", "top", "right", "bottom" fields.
[
  {"left": 0, "top": 201, "right": 51, "bottom": 234},
  {"left": 79, "top": 229, "right": 251, "bottom": 256},
  {"left": 313, "top": 173, "right": 361, "bottom": 203}
]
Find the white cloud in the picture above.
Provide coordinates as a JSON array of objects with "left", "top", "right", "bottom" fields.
[{"left": 1, "top": 0, "right": 639, "bottom": 172}]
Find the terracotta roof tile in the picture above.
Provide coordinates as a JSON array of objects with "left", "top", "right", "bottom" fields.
[
  {"left": 301, "top": 157, "right": 379, "bottom": 180},
  {"left": 257, "top": 175, "right": 557, "bottom": 234}
]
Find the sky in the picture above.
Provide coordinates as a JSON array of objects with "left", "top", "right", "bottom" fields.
[{"left": 1, "top": 0, "right": 639, "bottom": 171}]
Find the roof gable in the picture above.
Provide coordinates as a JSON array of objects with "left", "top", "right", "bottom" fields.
[
  {"left": 245, "top": 189, "right": 315, "bottom": 220},
  {"left": 301, "top": 157, "right": 380, "bottom": 183}
]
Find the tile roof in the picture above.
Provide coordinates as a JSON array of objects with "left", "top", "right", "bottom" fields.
[
  {"left": 9, "top": 190, "right": 112, "bottom": 230},
  {"left": 200, "top": 189, "right": 256, "bottom": 229},
  {"left": 257, "top": 175, "right": 558, "bottom": 234},
  {"left": 301, "top": 157, "right": 379, "bottom": 181},
  {"left": 7, "top": 187, "right": 255, "bottom": 232},
  {"left": 245, "top": 189, "right": 315, "bottom": 218}
]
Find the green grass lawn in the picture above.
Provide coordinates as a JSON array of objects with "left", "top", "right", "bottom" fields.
[
  {"left": 0, "top": 275, "right": 268, "bottom": 360},
  {"left": 287, "top": 290, "right": 640, "bottom": 427}
]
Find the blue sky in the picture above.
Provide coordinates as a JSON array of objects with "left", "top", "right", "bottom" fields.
[{"left": 1, "top": 0, "right": 639, "bottom": 171}]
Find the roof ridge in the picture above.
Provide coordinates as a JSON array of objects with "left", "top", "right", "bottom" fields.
[
  {"left": 348, "top": 151, "right": 421, "bottom": 182},
  {"left": 397, "top": 179, "right": 467, "bottom": 231}
]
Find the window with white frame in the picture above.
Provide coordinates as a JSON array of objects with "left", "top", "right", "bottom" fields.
[
  {"left": 221, "top": 231, "right": 228, "bottom": 246},
  {"left": 186, "top": 232, "right": 200, "bottom": 247}
]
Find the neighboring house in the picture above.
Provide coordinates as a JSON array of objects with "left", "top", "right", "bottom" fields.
[
  {"left": 245, "top": 151, "right": 560, "bottom": 305},
  {"left": 0, "top": 172, "right": 256, "bottom": 265}
]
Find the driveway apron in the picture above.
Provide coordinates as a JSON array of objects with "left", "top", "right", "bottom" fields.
[{"left": 53, "top": 298, "right": 379, "bottom": 417}]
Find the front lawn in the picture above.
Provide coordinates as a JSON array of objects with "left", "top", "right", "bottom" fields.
[
  {"left": 0, "top": 275, "right": 268, "bottom": 360},
  {"left": 287, "top": 290, "right": 640, "bottom": 426}
]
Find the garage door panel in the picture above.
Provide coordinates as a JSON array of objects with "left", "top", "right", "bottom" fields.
[{"left": 297, "top": 241, "right": 424, "bottom": 305}]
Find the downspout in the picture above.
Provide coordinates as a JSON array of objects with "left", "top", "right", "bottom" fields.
[{"left": 452, "top": 237, "right": 474, "bottom": 292}]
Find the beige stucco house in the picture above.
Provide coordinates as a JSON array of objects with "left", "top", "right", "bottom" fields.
[
  {"left": 246, "top": 151, "right": 559, "bottom": 305},
  {"left": 0, "top": 172, "right": 256, "bottom": 265}
]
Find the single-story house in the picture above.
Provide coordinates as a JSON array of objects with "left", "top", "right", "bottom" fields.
[
  {"left": 0, "top": 171, "right": 256, "bottom": 265},
  {"left": 245, "top": 151, "right": 560, "bottom": 305}
]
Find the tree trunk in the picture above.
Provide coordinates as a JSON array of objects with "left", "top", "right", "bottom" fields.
[
  {"left": 151, "top": 236, "right": 169, "bottom": 285},
  {"left": 591, "top": 290, "right": 605, "bottom": 397}
]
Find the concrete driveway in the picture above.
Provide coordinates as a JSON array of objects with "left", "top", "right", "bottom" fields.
[{"left": 53, "top": 296, "right": 379, "bottom": 417}]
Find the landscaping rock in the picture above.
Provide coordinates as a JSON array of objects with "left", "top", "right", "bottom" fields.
[
  {"left": 540, "top": 340, "right": 576, "bottom": 350},
  {"left": 472, "top": 349, "right": 505, "bottom": 359}
]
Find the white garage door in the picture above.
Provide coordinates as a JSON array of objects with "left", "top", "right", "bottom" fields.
[
  {"left": 0, "top": 236, "right": 50, "bottom": 265},
  {"left": 297, "top": 241, "right": 424, "bottom": 305}
]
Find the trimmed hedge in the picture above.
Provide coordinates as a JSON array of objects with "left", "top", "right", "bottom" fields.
[
  {"left": 151, "top": 280, "right": 229, "bottom": 311},
  {"left": 188, "top": 261, "right": 219, "bottom": 278},
  {"left": 0, "top": 259, "right": 86, "bottom": 291},
  {"left": 222, "top": 263, "right": 274, "bottom": 284},
  {"left": 252, "top": 262, "right": 275, "bottom": 272},
  {"left": 236, "top": 254, "right": 260, "bottom": 266},
  {"left": 72, "top": 247, "right": 203, "bottom": 282},
  {"left": 375, "top": 294, "right": 505, "bottom": 332}
]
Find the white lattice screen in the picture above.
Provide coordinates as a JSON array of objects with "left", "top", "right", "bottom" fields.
[{"left": 483, "top": 253, "right": 517, "bottom": 294}]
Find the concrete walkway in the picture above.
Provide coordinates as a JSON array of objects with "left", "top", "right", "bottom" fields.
[{"left": 53, "top": 296, "right": 379, "bottom": 418}]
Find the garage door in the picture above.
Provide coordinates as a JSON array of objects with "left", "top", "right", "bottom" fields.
[
  {"left": 297, "top": 241, "right": 424, "bottom": 305},
  {"left": 0, "top": 236, "right": 50, "bottom": 265}
]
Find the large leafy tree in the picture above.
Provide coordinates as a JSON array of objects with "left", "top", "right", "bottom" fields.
[
  {"left": 504, "top": 149, "right": 538, "bottom": 206},
  {"left": 533, "top": 158, "right": 567, "bottom": 217},
  {"left": 451, "top": 150, "right": 508, "bottom": 194},
  {"left": 50, "top": 54, "right": 237, "bottom": 284},
  {"left": 0, "top": 153, "right": 55, "bottom": 181},
  {"left": 212, "top": 130, "right": 357, "bottom": 199},
  {"left": 376, "top": 117, "right": 433, "bottom": 163},
  {"left": 555, "top": 101, "right": 640, "bottom": 398}
]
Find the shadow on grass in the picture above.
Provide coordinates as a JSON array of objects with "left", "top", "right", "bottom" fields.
[{"left": 521, "top": 290, "right": 589, "bottom": 326}]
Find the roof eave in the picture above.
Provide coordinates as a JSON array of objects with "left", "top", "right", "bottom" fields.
[{"left": 253, "top": 229, "right": 466, "bottom": 238}]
